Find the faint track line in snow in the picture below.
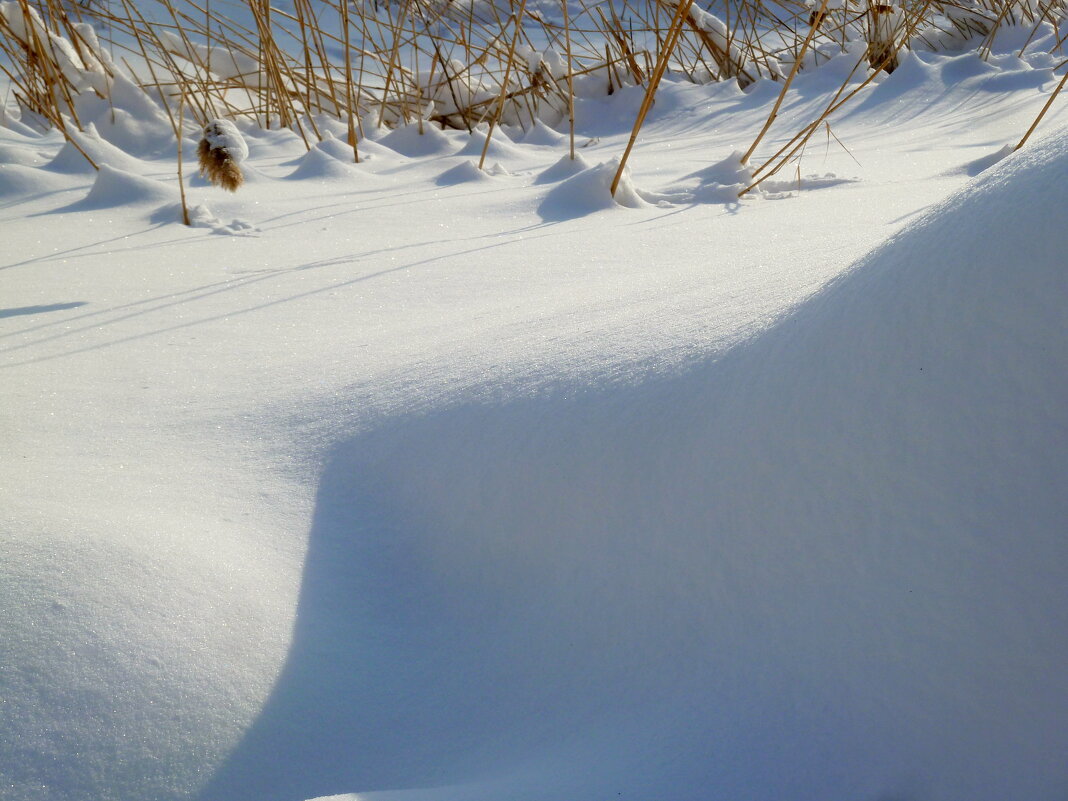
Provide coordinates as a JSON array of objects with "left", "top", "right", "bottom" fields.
[
  {"left": 0, "top": 225, "right": 568, "bottom": 369},
  {"left": 0, "top": 275, "right": 277, "bottom": 341},
  {"left": 0, "top": 272, "right": 290, "bottom": 357},
  {"left": 0, "top": 224, "right": 173, "bottom": 271},
  {"left": 255, "top": 183, "right": 525, "bottom": 234}
]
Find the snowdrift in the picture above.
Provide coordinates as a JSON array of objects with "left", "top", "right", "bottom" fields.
[{"left": 201, "top": 133, "right": 1068, "bottom": 801}]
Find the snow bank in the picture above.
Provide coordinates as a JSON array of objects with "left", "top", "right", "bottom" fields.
[
  {"left": 76, "top": 164, "right": 176, "bottom": 208},
  {"left": 200, "top": 132, "right": 1068, "bottom": 801},
  {"left": 0, "top": 163, "right": 70, "bottom": 197},
  {"left": 46, "top": 124, "right": 147, "bottom": 174},
  {"left": 285, "top": 146, "right": 360, "bottom": 181},
  {"left": 532, "top": 151, "right": 590, "bottom": 184},
  {"left": 379, "top": 122, "right": 457, "bottom": 157},
  {"left": 435, "top": 160, "right": 496, "bottom": 185},
  {"left": 455, "top": 125, "right": 524, "bottom": 161},
  {"left": 290, "top": 131, "right": 393, "bottom": 167},
  {"left": 537, "top": 158, "right": 651, "bottom": 219},
  {"left": 520, "top": 120, "right": 568, "bottom": 147}
]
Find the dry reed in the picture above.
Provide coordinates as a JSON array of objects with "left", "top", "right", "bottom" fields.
[
  {"left": 197, "top": 119, "right": 245, "bottom": 191},
  {"left": 1, "top": 0, "right": 1064, "bottom": 202}
]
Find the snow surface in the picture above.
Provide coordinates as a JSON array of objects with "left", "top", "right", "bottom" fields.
[{"left": 2, "top": 43, "right": 1068, "bottom": 801}]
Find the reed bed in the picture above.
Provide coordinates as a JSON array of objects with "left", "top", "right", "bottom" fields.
[{"left": 1, "top": 0, "right": 1065, "bottom": 190}]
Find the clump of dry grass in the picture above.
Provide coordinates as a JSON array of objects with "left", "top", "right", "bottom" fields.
[{"left": 197, "top": 119, "right": 246, "bottom": 192}]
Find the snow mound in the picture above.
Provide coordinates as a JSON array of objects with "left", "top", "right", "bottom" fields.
[
  {"left": 287, "top": 132, "right": 390, "bottom": 169},
  {"left": 108, "top": 73, "right": 171, "bottom": 123},
  {"left": 86, "top": 106, "right": 174, "bottom": 157},
  {"left": 307, "top": 131, "right": 355, "bottom": 160},
  {"left": 326, "top": 136, "right": 400, "bottom": 163},
  {"left": 954, "top": 142, "right": 1015, "bottom": 176},
  {"left": 435, "top": 160, "right": 495, "bottom": 186},
  {"left": 679, "top": 149, "right": 751, "bottom": 202},
  {"left": 351, "top": 137, "right": 401, "bottom": 160},
  {"left": 285, "top": 147, "right": 359, "bottom": 181},
  {"left": 46, "top": 124, "right": 147, "bottom": 174},
  {"left": 306, "top": 115, "right": 352, "bottom": 141},
  {"left": 74, "top": 75, "right": 175, "bottom": 156},
  {"left": 0, "top": 163, "right": 73, "bottom": 198},
  {"left": 0, "top": 141, "right": 46, "bottom": 166},
  {"left": 532, "top": 152, "right": 590, "bottom": 184},
  {"left": 202, "top": 131, "right": 1068, "bottom": 801},
  {"left": 537, "top": 159, "right": 650, "bottom": 220},
  {"left": 77, "top": 163, "right": 176, "bottom": 208},
  {"left": 455, "top": 125, "right": 524, "bottom": 161},
  {"left": 379, "top": 122, "right": 456, "bottom": 157},
  {"left": 521, "top": 120, "right": 568, "bottom": 147},
  {"left": 357, "top": 110, "right": 387, "bottom": 141},
  {"left": 0, "top": 110, "right": 40, "bottom": 137}
]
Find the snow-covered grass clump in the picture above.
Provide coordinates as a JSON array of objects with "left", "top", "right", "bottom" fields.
[{"left": 197, "top": 120, "right": 248, "bottom": 192}]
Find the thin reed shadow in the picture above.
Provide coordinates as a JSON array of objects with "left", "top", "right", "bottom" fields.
[
  {"left": 0, "top": 302, "right": 87, "bottom": 319},
  {"left": 0, "top": 222, "right": 562, "bottom": 370}
]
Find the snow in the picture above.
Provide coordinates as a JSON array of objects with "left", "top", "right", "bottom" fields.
[
  {"left": 379, "top": 122, "right": 457, "bottom": 157},
  {"left": 538, "top": 158, "right": 652, "bottom": 218},
  {"left": 2, "top": 27, "right": 1068, "bottom": 801},
  {"left": 78, "top": 164, "right": 177, "bottom": 208},
  {"left": 201, "top": 119, "right": 249, "bottom": 164},
  {"left": 46, "top": 125, "right": 147, "bottom": 174},
  {"left": 286, "top": 147, "right": 363, "bottom": 182}
]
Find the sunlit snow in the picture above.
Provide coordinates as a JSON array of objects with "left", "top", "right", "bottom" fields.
[{"left": 2, "top": 14, "right": 1067, "bottom": 801}]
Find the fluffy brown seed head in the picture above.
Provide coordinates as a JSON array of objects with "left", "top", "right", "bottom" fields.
[{"left": 197, "top": 137, "right": 244, "bottom": 192}]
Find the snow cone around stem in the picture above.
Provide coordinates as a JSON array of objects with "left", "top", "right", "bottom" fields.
[{"left": 197, "top": 119, "right": 248, "bottom": 192}]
